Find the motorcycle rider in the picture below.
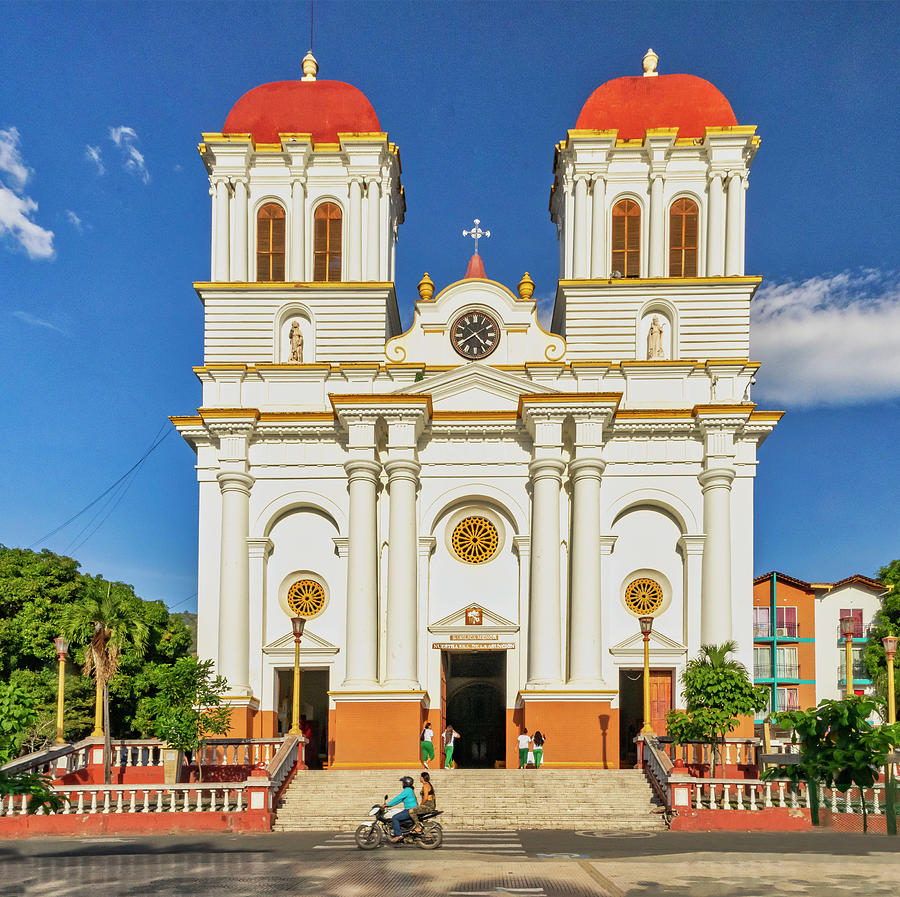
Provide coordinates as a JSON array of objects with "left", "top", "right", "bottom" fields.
[{"left": 382, "top": 775, "right": 418, "bottom": 843}]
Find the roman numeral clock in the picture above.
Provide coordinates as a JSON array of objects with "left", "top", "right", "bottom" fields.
[{"left": 451, "top": 311, "right": 500, "bottom": 359}]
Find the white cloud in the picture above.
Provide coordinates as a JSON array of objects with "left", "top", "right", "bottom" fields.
[
  {"left": 751, "top": 269, "right": 900, "bottom": 407},
  {"left": 0, "top": 127, "right": 31, "bottom": 189},
  {"left": 65, "top": 210, "right": 84, "bottom": 231},
  {"left": 84, "top": 144, "right": 105, "bottom": 175},
  {"left": 12, "top": 310, "right": 65, "bottom": 334},
  {"left": 0, "top": 128, "right": 54, "bottom": 259},
  {"left": 109, "top": 125, "right": 149, "bottom": 184}
]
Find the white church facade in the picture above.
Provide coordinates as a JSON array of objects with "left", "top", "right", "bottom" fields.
[{"left": 172, "top": 50, "right": 781, "bottom": 768}]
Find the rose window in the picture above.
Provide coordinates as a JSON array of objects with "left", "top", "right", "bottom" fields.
[
  {"left": 451, "top": 516, "right": 499, "bottom": 564},
  {"left": 287, "top": 579, "right": 327, "bottom": 618},
  {"left": 624, "top": 578, "right": 664, "bottom": 615}
]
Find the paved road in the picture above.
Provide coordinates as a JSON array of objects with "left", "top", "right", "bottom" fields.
[{"left": 3, "top": 830, "right": 898, "bottom": 896}]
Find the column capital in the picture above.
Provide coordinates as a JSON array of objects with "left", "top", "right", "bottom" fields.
[
  {"left": 384, "top": 457, "right": 421, "bottom": 482},
  {"left": 528, "top": 457, "right": 566, "bottom": 481},
  {"left": 677, "top": 534, "right": 706, "bottom": 556},
  {"left": 698, "top": 467, "right": 735, "bottom": 492},
  {"left": 598, "top": 535, "right": 617, "bottom": 556},
  {"left": 512, "top": 534, "right": 531, "bottom": 557},
  {"left": 726, "top": 169, "right": 745, "bottom": 183},
  {"left": 289, "top": 175, "right": 307, "bottom": 187},
  {"left": 365, "top": 175, "right": 383, "bottom": 187},
  {"left": 569, "top": 457, "right": 606, "bottom": 481},
  {"left": 332, "top": 536, "right": 349, "bottom": 559},
  {"left": 708, "top": 169, "right": 726, "bottom": 182},
  {"left": 348, "top": 175, "right": 365, "bottom": 186},
  {"left": 650, "top": 172, "right": 666, "bottom": 184},
  {"left": 417, "top": 535, "right": 437, "bottom": 557},
  {"left": 573, "top": 172, "right": 591, "bottom": 184},
  {"left": 216, "top": 470, "right": 254, "bottom": 495},
  {"left": 591, "top": 173, "right": 606, "bottom": 187},
  {"left": 231, "top": 176, "right": 249, "bottom": 188},
  {"left": 343, "top": 458, "right": 382, "bottom": 483},
  {"left": 246, "top": 536, "right": 273, "bottom": 559}
]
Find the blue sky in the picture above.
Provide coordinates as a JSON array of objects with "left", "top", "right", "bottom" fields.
[{"left": 1, "top": 1, "right": 898, "bottom": 613}]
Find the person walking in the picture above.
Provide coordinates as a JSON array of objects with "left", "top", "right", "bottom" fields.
[
  {"left": 517, "top": 729, "right": 532, "bottom": 769},
  {"left": 420, "top": 722, "right": 435, "bottom": 768},
  {"left": 409, "top": 771, "right": 436, "bottom": 833},
  {"left": 442, "top": 725, "right": 459, "bottom": 769},
  {"left": 532, "top": 730, "right": 546, "bottom": 768}
]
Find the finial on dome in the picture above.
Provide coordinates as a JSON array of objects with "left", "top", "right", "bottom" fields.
[
  {"left": 417, "top": 272, "right": 435, "bottom": 301},
  {"left": 517, "top": 272, "right": 535, "bottom": 301},
  {"left": 642, "top": 48, "right": 659, "bottom": 77},
  {"left": 302, "top": 50, "right": 318, "bottom": 82}
]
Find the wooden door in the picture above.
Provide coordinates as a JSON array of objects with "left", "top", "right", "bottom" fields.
[
  {"left": 649, "top": 670, "right": 673, "bottom": 736},
  {"left": 440, "top": 652, "right": 448, "bottom": 741}
]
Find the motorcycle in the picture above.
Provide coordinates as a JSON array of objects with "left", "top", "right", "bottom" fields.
[{"left": 354, "top": 794, "right": 444, "bottom": 849}]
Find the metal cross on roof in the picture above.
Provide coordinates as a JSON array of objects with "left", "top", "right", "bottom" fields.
[{"left": 462, "top": 218, "right": 491, "bottom": 254}]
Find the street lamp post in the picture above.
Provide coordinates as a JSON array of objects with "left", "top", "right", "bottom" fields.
[
  {"left": 639, "top": 616, "right": 654, "bottom": 735},
  {"left": 883, "top": 635, "right": 898, "bottom": 838},
  {"left": 289, "top": 617, "right": 306, "bottom": 736},
  {"left": 840, "top": 615, "right": 856, "bottom": 696},
  {"left": 53, "top": 636, "right": 69, "bottom": 744}
]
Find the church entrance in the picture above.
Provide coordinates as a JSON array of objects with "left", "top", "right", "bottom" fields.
[
  {"left": 618, "top": 668, "right": 673, "bottom": 767},
  {"left": 443, "top": 650, "right": 506, "bottom": 768},
  {"left": 275, "top": 667, "right": 329, "bottom": 769}
]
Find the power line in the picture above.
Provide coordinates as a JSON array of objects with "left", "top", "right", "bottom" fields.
[{"left": 29, "top": 424, "right": 172, "bottom": 550}]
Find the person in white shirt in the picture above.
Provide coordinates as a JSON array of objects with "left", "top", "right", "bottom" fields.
[
  {"left": 420, "top": 722, "right": 435, "bottom": 768},
  {"left": 442, "top": 725, "right": 460, "bottom": 769},
  {"left": 517, "top": 730, "right": 532, "bottom": 769}
]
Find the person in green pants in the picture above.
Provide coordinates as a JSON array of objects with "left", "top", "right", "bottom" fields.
[
  {"left": 420, "top": 722, "right": 435, "bottom": 768},
  {"left": 517, "top": 729, "right": 532, "bottom": 768},
  {"left": 532, "top": 730, "right": 546, "bottom": 768},
  {"left": 442, "top": 725, "right": 459, "bottom": 769}
]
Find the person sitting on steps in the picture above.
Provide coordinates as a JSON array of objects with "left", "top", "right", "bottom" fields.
[
  {"left": 383, "top": 775, "right": 418, "bottom": 843},
  {"left": 410, "top": 771, "right": 436, "bottom": 833}
]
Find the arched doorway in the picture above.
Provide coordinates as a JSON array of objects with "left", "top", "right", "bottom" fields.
[{"left": 445, "top": 660, "right": 506, "bottom": 768}]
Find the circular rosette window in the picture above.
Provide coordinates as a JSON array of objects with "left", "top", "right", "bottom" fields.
[
  {"left": 624, "top": 577, "right": 664, "bottom": 616},
  {"left": 451, "top": 515, "right": 500, "bottom": 565},
  {"left": 286, "top": 579, "right": 327, "bottom": 619}
]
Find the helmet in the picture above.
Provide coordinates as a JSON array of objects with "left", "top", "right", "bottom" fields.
[{"left": 400, "top": 776, "right": 414, "bottom": 788}]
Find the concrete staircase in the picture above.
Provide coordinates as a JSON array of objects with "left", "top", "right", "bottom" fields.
[{"left": 274, "top": 768, "right": 666, "bottom": 831}]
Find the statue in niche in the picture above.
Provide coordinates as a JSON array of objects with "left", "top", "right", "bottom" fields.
[
  {"left": 647, "top": 315, "right": 666, "bottom": 359},
  {"left": 289, "top": 320, "right": 304, "bottom": 362}
]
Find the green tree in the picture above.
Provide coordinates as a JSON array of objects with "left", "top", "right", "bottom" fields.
[
  {"left": 60, "top": 578, "right": 150, "bottom": 784},
  {"left": 0, "top": 770, "right": 66, "bottom": 815},
  {"left": 864, "top": 560, "right": 900, "bottom": 720},
  {"left": 136, "top": 657, "right": 231, "bottom": 781},
  {"left": 767, "top": 696, "right": 900, "bottom": 830},
  {"left": 0, "top": 682, "right": 39, "bottom": 764},
  {"left": 666, "top": 641, "right": 770, "bottom": 778}
]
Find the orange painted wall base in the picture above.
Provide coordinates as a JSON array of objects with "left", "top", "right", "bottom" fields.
[
  {"left": 330, "top": 699, "right": 427, "bottom": 767},
  {"left": 518, "top": 700, "right": 620, "bottom": 768}
]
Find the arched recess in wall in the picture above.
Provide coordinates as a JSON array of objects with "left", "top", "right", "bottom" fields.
[
  {"left": 255, "top": 201, "right": 287, "bottom": 282},
  {"left": 422, "top": 484, "right": 526, "bottom": 538},
  {"left": 273, "top": 302, "right": 316, "bottom": 363},
  {"left": 604, "top": 487, "right": 696, "bottom": 535},
  {"left": 636, "top": 297, "right": 679, "bottom": 360},
  {"left": 254, "top": 491, "right": 346, "bottom": 540}
]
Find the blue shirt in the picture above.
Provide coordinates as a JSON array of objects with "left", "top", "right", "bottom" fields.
[{"left": 386, "top": 787, "right": 417, "bottom": 810}]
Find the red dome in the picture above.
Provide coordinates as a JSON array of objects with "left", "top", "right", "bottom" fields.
[
  {"left": 575, "top": 74, "right": 737, "bottom": 140},
  {"left": 223, "top": 80, "right": 381, "bottom": 145}
]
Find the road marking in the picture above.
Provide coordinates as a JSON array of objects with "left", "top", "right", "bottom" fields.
[{"left": 314, "top": 830, "right": 526, "bottom": 853}]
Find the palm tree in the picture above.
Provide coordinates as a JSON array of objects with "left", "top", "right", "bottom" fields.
[{"left": 60, "top": 579, "right": 149, "bottom": 785}]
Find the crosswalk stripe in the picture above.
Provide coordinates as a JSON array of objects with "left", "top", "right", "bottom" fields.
[{"left": 313, "top": 830, "right": 526, "bottom": 852}]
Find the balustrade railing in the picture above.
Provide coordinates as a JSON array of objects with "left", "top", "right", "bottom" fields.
[{"left": 654, "top": 737, "right": 759, "bottom": 769}]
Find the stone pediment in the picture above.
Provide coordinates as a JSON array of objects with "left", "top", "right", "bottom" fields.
[
  {"left": 429, "top": 602, "right": 519, "bottom": 634},
  {"left": 262, "top": 628, "right": 339, "bottom": 657},
  {"left": 609, "top": 629, "right": 687, "bottom": 660},
  {"left": 399, "top": 363, "right": 557, "bottom": 412}
]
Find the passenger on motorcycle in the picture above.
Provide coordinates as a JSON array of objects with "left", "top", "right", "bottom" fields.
[
  {"left": 383, "top": 775, "right": 418, "bottom": 842},
  {"left": 409, "top": 771, "right": 435, "bottom": 834}
]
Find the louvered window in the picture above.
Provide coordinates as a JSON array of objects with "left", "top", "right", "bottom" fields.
[
  {"left": 611, "top": 199, "right": 641, "bottom": 277},
  {"left": 256, "top": 203, "right": 285, "bottom": 282},
  {"left": 313, "top": 202, "right": 342, "bottom": 282},
  {"left": 669, "top": 198, "right": 699, "bottom": 277}
]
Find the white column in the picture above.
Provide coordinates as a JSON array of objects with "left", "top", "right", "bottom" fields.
[
  {"left": 246, "top": 537, "right": 273, "bottom": 699},
  {"left": 343, "top": 459, "right": 381, "bottom": 686},
  {"left": 597, "top": 536, "right": 617, "bottom": 685},
  {"left": 590, "top": 175, "right": 606, "bottom": 278},
  {"left": 725, "top": 171, "right": 743, "bottom": 275},
  {"left": 349, "top": 177, "right": 363, "bottom": 280},
  {"left": 290, "top": 177, "right": 306, "bottom": 281},
  {"left": 216, "top": 471, "right": 254, "bottom": 694},
  {"left": 649, "top": 174, "right": 665, "bottom": 277},
  {"left": 384, "top": 458, "right": 420, "bottom": 688},
  {"left": 678, "top": 535, "right": 705, "bottom": 656},
  {"left": 527, "top": 457, "right": 566, "bottom": 686},
  {"left": 416, "top": 537, "right": 436, "bottom": 688},
  {"left": 513, "top": 535, "right": 531, "bottom": 689},
  {"left": 706, "top": 172, "right": 725, "bottom": 277},
  {"left": 365, "top": 176, "right": 382, "bottom": 281},
  {"left": 572, "top": 175, "right": 589, "bottom": 278},
  {"left": 568, "top": 458, "right": 605, "bottom": 682},
  {"left": 232, "top": 178, "right": 248, "bottom": 281},
  {"left": 214, "top": 178, "right": 231, "bottom": 281},
  {"left": 209, "top": 185, "right": 217, "bottom": 280},
  {"left": 698, "top": 468, "right": 735, "bottom": 645}
]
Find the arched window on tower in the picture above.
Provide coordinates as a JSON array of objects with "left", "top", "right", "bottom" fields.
[
  {"left": 313, "top": 202, "right": 343, "bottom": 282},
  {"left": 669, "top": 198, "right": 699, "bottom": 277},
  {"left": 256, "top": 203, "right": 286, "bottom": 282},
  {"left": 611, "top": 199, "right": 641, "bottom": 278}
]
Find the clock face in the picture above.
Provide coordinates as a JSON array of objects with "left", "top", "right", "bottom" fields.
[{"left": 451, "top": 311, "right": 500, "bottom": 359}]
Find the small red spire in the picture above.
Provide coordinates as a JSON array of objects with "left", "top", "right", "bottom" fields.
[{"left": 464, "top": 252, "right": 486, "bottom": 279}]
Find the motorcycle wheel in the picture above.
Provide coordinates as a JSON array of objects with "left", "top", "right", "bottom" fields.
[
  {"left": 355, "top": 824, "right": 383, "bottom": 850},
  {"left": 416, "top": 823, "right": 443, "bottom": 849}
]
